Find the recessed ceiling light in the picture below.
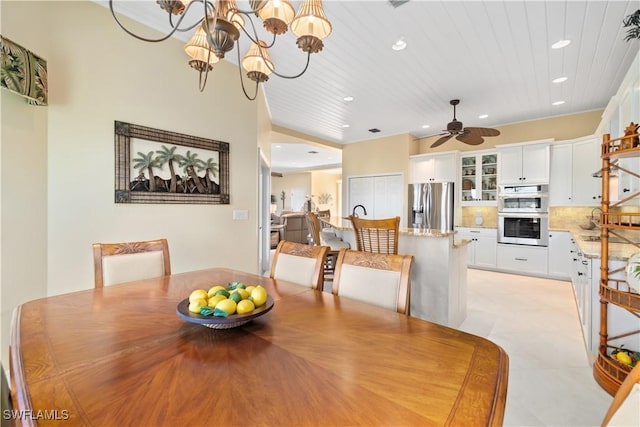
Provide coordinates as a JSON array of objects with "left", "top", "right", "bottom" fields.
[
  {"left": 342, "top": 124, "right": 350, "bottom": 128},
  {"left": 392, "top": 37, "right": 407, "bottom": 51},
  {"left": 551, "top": 39, "right": 571, "bottom": 49},
  {"left": 478, "top": 114, "right": 489, "bottom": 119},
  {"left": 553, "top": 76, "right": 568, "bottom": 83},
  {"left": 343, "top": 96, "right": 354, "bottom": 102},
  {"left": 422, "top": 125, "right": 430, "bottom": 129},
  {"left": 552, "top": 100, "right": 566, "bottom": 106},
  {"left": 274, "top": 145, "right": 281, "bottom": 148}
]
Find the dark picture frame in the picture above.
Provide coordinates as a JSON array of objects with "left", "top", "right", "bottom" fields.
[{"left": 114, "top": 121, "right": 230, "bottom": 204}]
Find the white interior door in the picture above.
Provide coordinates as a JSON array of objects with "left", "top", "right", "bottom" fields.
[{"left": 347, "top": 173, "right": 403, "bottom": 220}]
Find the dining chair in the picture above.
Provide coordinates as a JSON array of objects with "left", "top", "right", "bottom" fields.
[
  {"left": 306, "top": 212, "right": 350, "bottom": 284},
  {"left": 349, "top": 215, "right": 401, "bottom": 255},
  {"left": 601, "top": 362, "right": 640, "bottom": 426},
  {"left": 331, "top": 248, "right": 413, "bottom": 314},
  {"left": 270, "top": 240, "right": 329, "bottom": 291},
  {"left": 92, "top": 238, "right": 171, "bottom": 288}
]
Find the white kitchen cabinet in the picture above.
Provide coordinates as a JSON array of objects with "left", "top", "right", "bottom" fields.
[
  {"left": 409, "top": 152, "right": 457, "bottom": 183},
  {"left": 497, "top": 141, "right": 551, "bottom": 185},
  {"left": 571, "top": 137, "right": 602, "bottom": 205},
  {"left": 549, "top": 143, "right": 573, "bottom": 205},
  {"left": 496, "top": 244, "right": 548, "bottom": 275},
  {"left": 547, "top": 231, "right": 571, "bottom": 279},
  {"left": 459, "top": 151, "right": 498, "bottom": 205},
  {"left": 549, "top": 136, "right": 602, "bottom": 206},
  {"left": 456, "top": 227, "right": 497, "bottom": 268},
  {"left": 617, "top": 156, "right": 640, "bottom": 206}
]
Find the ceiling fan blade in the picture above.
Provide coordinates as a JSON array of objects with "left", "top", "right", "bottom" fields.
[
  {"left": 464, "top": 127, "right": 501, "bottom": 137},
  {"left": 456, "top": 133, "right": 484, "bottom": 145},
  {"left": 430, "top": 134, "right": 454, "bottom": 148}
]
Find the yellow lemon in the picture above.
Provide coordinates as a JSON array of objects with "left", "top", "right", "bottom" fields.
[
  {"left": 188, "top": 298, "right": 207, "bottom": 313},
  {"left": 616, "top": 351, "right": 633, "bottom": 365},
  {"left": 236, "top": 299, "right": 255, "bottom": 315},
  {"left": 215, "top": 298, "right": 237, "bottom": 315},
  {"left": 189, "top": 289, "right": 208, "bottom": 303},
  {"left": 250, "top": 286, "right": 268, "bottom": 307},
  {"left": 207, "top": 294, "right": 226, "bottom": 307},
  {"left": 236, "top": 288, "right": 250, "bottom": 300},
  {"left": 207, "top": 285, "right": 226, "bottom": 298},
  {"left": 245, "top": 285, "right": 256, "bottom": 295}
]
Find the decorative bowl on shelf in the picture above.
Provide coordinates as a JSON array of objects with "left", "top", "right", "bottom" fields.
[
  {"left": 176, "top": 296, "right": 275, "bottom": 329},
  {"left": 578, "top": 216, "right": 597, "bottom": 230}
]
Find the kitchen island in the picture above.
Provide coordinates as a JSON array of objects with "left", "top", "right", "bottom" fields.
[{"left": 320, "top": 217, "right": 469, "bottom": 328}]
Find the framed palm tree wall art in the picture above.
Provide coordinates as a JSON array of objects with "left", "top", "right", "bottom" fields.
[
  {"left": 0, "top": 35, "right": 47, "bottom": 106},
  {"left": 114, "top": 121, "right": 230, "bottom": 204}
]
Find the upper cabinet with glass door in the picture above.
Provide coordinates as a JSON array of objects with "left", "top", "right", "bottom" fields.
[{"left": 460, "top": 151, "right": 498, "bottom": 205}]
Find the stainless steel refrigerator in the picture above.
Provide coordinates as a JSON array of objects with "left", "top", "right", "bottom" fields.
[{"left": 408, "top": 182, "right": 455, "bottom": 231}]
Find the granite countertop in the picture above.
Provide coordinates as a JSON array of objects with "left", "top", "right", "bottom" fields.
[
  {"left": 551, "top": 226, "right": 638, "bottom": 261},
  {"left": 320, "top": 217, "right": 457, "bottom": 237}
]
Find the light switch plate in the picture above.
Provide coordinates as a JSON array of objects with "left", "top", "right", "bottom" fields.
[{"left": 232, "top": 209, "right": 249, "bottom": 220}]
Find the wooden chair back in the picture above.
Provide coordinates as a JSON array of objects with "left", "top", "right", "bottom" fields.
[
  {"left": 1, "top": 362, "right": 12, "bottom": 424},
  {"left": 317, "top": 209, "right": 331, "bottom": 219},
  {"left": 349, "top": 215, "right": 400, "bottom": 255},
  {"left": 332, "top": 249, "right": 413, "bottom": 314},
  {"left": 601, "top": 362, "right": 640, "bottom": 426},
  {"left": 270, "top": 240, "right": 329, "bottom": 291},
  {"left": 306, "top": 212, "right": 322, "bottom": 246},
  {"left": 92, "top": 238, "right": 171, "bottom": 288}
]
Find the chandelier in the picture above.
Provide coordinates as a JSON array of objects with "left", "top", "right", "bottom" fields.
[{"left": 108, "top": 0, "right": 332, "bottom": 100}]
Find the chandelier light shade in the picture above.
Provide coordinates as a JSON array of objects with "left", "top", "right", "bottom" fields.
[
  {"left": 108, "top": 0, "right": 332, "bottom": 100},
  {"left": 242, "top": 40, "right": 274, "bottom": 82},
  {"left": 290, "top": 0, "right": 332, "bottom": 53},
  {"left": 185, "top": 26, "right": 220, "bottom": 72},
  {"left": 257, "top": 0, "right": 296, "bottom": 35}
]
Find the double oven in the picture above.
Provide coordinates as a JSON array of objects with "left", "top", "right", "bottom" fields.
[{"left": 497, "top": 185, "right": 549, "bottom": 246}]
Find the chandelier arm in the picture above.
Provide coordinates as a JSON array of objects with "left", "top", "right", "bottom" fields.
[
  {"left": 232, "top": 11, "right": 276, "bottom": 49},
  {"left": 236, "top": 41, "right": 259, "bottom": 101},
  {"left": 168, "top": 1, "right": 212, "bottom": 34},
  {"left": 266, "top": 50, "right": 312, "bottom": 79},
  {"left": 109, "top": 0, "right": 205, "bottom": 42}
]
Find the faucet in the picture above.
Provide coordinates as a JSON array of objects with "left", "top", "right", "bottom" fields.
[{"left": 352, "top": 204, "right": 367, "bottom": 218}]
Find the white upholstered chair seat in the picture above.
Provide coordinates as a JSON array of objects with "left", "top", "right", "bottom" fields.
[
  {"left": 92, "top": 238, "right": 171, "bottom": 288},
  {"left": 336, "top": 264, "right": 401, "bottom": 312},
  {"left": 270, "top": 240, "right": 329, "bottom": 290},
  {"left": 101, "top": 251, "right": 166, "bottom": 287},
  {"left": 272, "top": 253, "right": 320, "bottom": 288},
  {"left": 332, "top": 249, "right": 413, "bottom": 314}
]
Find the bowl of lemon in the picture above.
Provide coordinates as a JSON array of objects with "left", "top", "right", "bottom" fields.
[{"left": 176, "top": 282, "right": 274, "bottom": 329}]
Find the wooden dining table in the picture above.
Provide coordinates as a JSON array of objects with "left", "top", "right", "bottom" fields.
[{"left": 10, "top": 268, "right": 508, "bottom": 426}]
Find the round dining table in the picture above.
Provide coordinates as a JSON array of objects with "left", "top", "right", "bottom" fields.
[{"left": 10, "top": 267, "right": 508, "bottom": 426}]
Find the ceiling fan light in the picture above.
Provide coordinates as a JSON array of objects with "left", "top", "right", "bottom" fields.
[
  {"left": 258, "top": 0, "right": 295, "bottom": 35},
  {"left": 204, "top": 15, "right": 240, "bottom": 59},
  {"left": 242, "top": 40, "right": 274, "bottom": 82},
  {"left": 185, "top": 26, "right": 220, "bottom": 71},
  {"left": 291, "top": 0, "right": 332, "bottom": 53}
]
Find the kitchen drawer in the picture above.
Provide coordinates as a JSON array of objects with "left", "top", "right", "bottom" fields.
[{"left": 496, "top": 244, "right": 548, "bottom": 275}]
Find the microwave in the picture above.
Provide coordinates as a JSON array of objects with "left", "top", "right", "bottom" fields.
[
  {"left": 498, "top": 185, "right": 549, "bottom": 213},
  {"left": 498, "top": 212, "right": 549, "bottom": 246}
]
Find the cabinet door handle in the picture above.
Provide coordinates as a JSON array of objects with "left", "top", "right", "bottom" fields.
[
  {"left": 623, "top": 188, "right": 630, "bottom": 192},
  {"left": 470, "top": 231, "right": 480, "bottom": 233},
  {"left": 578, "top": 272, "right": 584, "bottom": 276},
  {"left": 515, "top": 257, "right": 528, "bottom": 261},
  {"left": 582, "top": 260, "right": 588, "bottom": 265}
]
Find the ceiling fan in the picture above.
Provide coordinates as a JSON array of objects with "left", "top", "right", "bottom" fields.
[{"left": 430, "top": 99, "right": 500, "bottom": 148}]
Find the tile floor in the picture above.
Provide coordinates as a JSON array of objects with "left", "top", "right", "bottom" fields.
[{"left": 459, "top": 268, "right": 613, "bottom": 427}]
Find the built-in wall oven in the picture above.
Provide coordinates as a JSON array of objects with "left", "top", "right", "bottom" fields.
[{"left": 498, "top": 185, "right": 549, "bottom": 246}]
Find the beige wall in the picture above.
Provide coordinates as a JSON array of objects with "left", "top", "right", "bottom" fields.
[
  {"left": 311, "top": 171, "right": 341, "bottom": 217},
  {"left": 271, "top": 172, "right": 312, "bottom": 214},
  {"left": 1, "top": 1, "right": 266, "bottom": 367},
  {"left": 341, "top": 133, "right": 416, "bottom": 218},
  {"left": 417, "top": 110, "right": 603, "bottom": 154}
]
